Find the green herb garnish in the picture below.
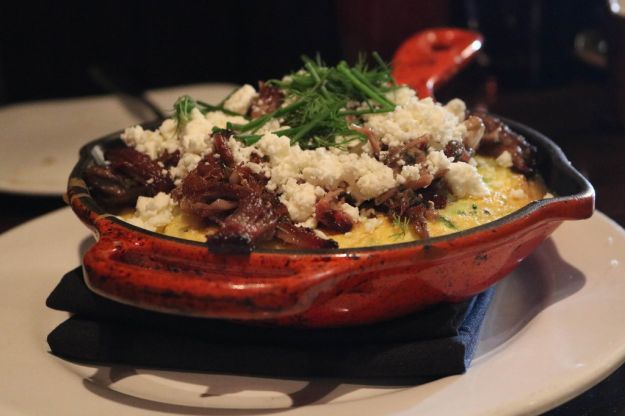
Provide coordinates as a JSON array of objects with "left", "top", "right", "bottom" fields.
[
  {"left": 390, "top": 214, "right": 410, "bottom": 240},
  {"left": 230, "top": 53, "right": 398, "bottom": 149},
  {"left": 173, "top": 95, "right": 244, "bottom": 132},
  {"left": 173, "top": 95, "right": 196, "bottom": 132},
  {"left": 439, "top": 216, "right": 458, "bottom": 229}
]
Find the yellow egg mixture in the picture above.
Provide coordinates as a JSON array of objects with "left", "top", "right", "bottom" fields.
[{"left": 127, "top": 156, "right": 546, "bottom": 248}]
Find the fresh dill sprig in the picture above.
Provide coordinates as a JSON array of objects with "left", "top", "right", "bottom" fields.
[
  {"left": 390, "top": 214, "right": 410, "bottom": 240},
  {"left": 173, "top": 95, "right": 196, "bottom": 132},
  {"left": 172, "top": 94, "right": 244, "bottom": 132},
  {"left": 230, "top": 54, "right": 398, "bottom": 149},
  {"left": 439, "top": 216, "right": 458, "bottom": 229}
]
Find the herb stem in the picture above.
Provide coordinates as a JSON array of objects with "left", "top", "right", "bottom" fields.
[
  {"left": 196, "top": 100, "right": 243, "bottom": 117},
  {"left": 232, "top": 99, "right": 305, "bottom": 132},
  {"left": 336, "top": 61, "right": 395, "bottom": 108}
]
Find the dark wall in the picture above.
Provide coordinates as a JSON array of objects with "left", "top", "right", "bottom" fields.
[
  {"left": 0, "top": 0, "right": 341, "bottom": 103},
  {"left": 0, "top": 0, "right": 608, "bottom": 105}
]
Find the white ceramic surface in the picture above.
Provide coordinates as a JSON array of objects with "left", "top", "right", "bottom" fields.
[
  {"left": 0, "top": 209, "right": 624, "bottom": 415},
  {"left": 0, "top": 83, "right": 237, "bottom": 196}
]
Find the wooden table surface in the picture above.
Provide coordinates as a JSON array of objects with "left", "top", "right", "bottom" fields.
[{"left": 1, "top": 83, "right": 624, "bottom": 415}]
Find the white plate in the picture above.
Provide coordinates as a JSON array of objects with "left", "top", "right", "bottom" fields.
[
  {"left": 0, "top": 209, "right": 624, "bottom": 415},
  {"left": 0, "top": 84, "right": 237, "bottom": 196}
]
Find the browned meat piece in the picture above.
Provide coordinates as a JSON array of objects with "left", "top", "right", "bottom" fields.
[
  {"left": 444, "top": 140, "right": 472, "bottom": 163},
  {"left": 174, "top": 153, "right": 241, "bottom": 221},
  {"left": 179, "top": 198, "right": 239, "bottom": 219},
  {"left": 380, "top": 178, "right": 450, "bottom": 240},
  {"left": 157, "top": 150, "right": 181, "bottom": 169},
  {"left": 315, "top": 191, "right": 354, "bottom": 233},
  {"left": 206, "top": 188, "right": 285, "bottom": 253},
  {"left": 420, "top": 179, "right": 449, "bottom": 209},
  {"left": 173, "top": 156, "right": 227, "bottom": 201},
  {"left": 106, "top": 147, "right": 174, "bottom": 193},
  {"left": 471, "top": 112, "right": 537, "bottom": 176},
  {"left": 374, "top": 188, "right": 398, "bottom": 206},
  {"left": 174, "top": 133, "right": 338, "bottom": 252},
  {"left": 228, "top": 164, "right": 268, "bottom": 190},
  {"left": 385, "top": 135, "right": 429, "bottom": 172},
  {"left": 248, "top": 82, "right": 284, "bottom": 119},
  {"left": 351, "top": 126, "right": 381, "bottom": 158},
  {"left": 406, "top": 204, "right": 430, "bottom": 239},
  {"left": 212, "top": 130, "right": 236, "bottom": 168},
  {"left": 83, "top": 164, "right": 144, "bottom": 209},
  {"left": 84, "top": 147, "right": 174, "bottom": 210},
  {"left": 206, "top": 184, "right": 339, "bottom": 252},
  {"left": 461, "top": 115, "right": 485, "bottom": 150},
  {"left": 275, "top": 219, "right": 339, "bottom": 249}
]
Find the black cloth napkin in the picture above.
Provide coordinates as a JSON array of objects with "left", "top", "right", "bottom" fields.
[{"left": 47, "top": 267, "right": 494, "bottom": 380}]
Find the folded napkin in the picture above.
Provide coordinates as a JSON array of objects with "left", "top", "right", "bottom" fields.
[{"left": 47, "top": 267, "right": 494, "bottom": 381}]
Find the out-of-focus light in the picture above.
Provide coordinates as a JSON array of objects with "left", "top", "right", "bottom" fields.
[{"left": 609, "top": 0, "right": 624, "bottom": 16}]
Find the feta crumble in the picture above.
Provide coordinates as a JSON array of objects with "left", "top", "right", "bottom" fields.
[
  {"left": 124, "top": 192, "right": 176, "bottom": 232},
  {"left": 445, "top": 162, "right": 490, "bottom": 198},
  {"left": 365, "top": 90, "right": 467, "bottom": 149},
  {"left": 496, "top": 151, "right": 513, "bottom": 168},
  {"left": 223, "top": 84, "right": 257, "bottom": 115}
]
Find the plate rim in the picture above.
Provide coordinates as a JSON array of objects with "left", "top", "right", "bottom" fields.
[{"left": 0, "top": 208, "right": 624, "bottom": 415}]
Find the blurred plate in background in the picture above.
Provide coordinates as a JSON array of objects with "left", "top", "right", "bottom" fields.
[{"left": 0, "top": 83, "right": 236, "bottom": 196}]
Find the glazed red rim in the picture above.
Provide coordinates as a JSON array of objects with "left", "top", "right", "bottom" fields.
[{"left": 67, "top": 116, "right": 594, "bottom": 255}]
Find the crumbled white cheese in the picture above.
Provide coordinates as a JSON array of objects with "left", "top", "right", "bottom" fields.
[
  {"left": 400, "top": 164, "right": 422, "bottom": 182},
  {"left": 340, "top": 203, "right": 360, "bottom": 222},
  {"left": 445, "top": 162, "right": 490, "bottom": 198},
  {"left": 169, "top": 153, "right": 202, "bottom": 184},
  {"left": 363, "top": 217, "right": 382, "bottom": 232},
  {"left": 496, "top": 151, "right": 513, "bottom": 168},
  {"left": 256, "top": 133, "right": 397, "bottom": 205},
  {"left": 444, "top": 98, "right": 467, "bottom": 121},
  {"left": 279, "top": 179, "right": 326, "bottom": 222},
  {"left": 223, "top": 84, "right": 257, "bottom": 115},
  {"left": 365, "top": 96, "right": 467, "bottom": 149},
  {"left": 426, "top": 150, "right": 453, "bottom": 176},
  {"left": 180, "top": 109, "right": 247, "bottom": 156},
  {"left": 124, "top": 192, "right": 176, "bottom": 231},
  {"left": 386, "top": 86, "right": 417, "bottom": 106},
  {"left": 121, "top": 125, "right": 178, "bottom": 160},
  {"left": 227, "top": 137, "right": 263, "bottom": 166},
  {"left": 510, "top": 188, "right": 528, "bottom": 199},
  {"left": 255, "top": 118, "right": 283, "bottom": 135},
  {"left": 122, "top": 109, "right": 247, "bottom": 162}
]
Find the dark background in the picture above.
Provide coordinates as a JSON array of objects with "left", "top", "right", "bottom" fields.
[
  {"left": 0, "top": 0, "right": 611, "bottom": 104},
  {"left": 2, "top": 1, "right": 625, "bottom": 414}
]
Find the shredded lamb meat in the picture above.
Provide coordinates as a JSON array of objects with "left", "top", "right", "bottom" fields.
[
  {"left": 315, "top": 191, "right": 354, "bottom": 233},
  {"left": 171, "top": 131, "right": 336, "bottom": 252},
  {"left": 471, "top": 112, "right": 537, "bottom": 176},
  {"left": 84, "top": 146, "right": 174, "bottom": 209},
  {"left": 377, "top": 176, "right": 449, "bottom": 239},
  {"left": 248, "top": 82, "right": 284, "bottom": 119}
]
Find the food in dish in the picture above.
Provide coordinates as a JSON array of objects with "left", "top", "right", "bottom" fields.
[{"left": 84, "top": 56, "right": 545, "bottom": 251}]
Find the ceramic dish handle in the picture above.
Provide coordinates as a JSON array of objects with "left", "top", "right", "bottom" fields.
[
  {"left": 80, "top": 217, "right": 362, "bottom": 320},
  {"left": 392, "top": 27, "right": 483, "bottom": 98}
]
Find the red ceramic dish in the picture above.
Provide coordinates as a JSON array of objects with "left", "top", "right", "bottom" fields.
[{"left": 66, "top": 29, "right": 594, "bottom": 328}]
